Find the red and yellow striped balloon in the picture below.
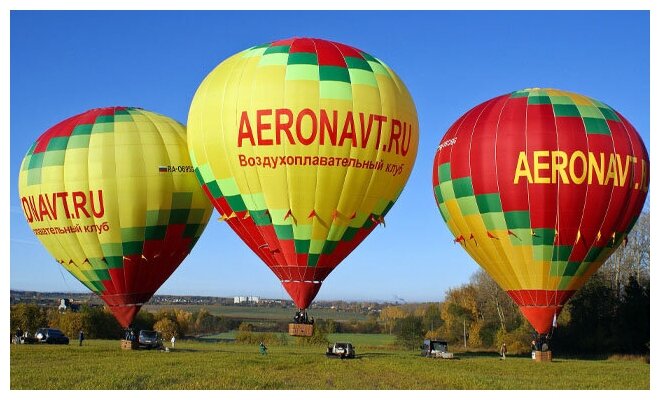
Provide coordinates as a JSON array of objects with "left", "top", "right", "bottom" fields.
[{"left": 432, "top": 88, "right": 648, "bottom": 334}]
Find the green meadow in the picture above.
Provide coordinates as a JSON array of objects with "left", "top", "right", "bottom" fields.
[
  {"left": 142, "top": 304, "right": 370, "bottom": 322},
  {"left": 10, "top": 338, "right": 649, "bottom": 390}
]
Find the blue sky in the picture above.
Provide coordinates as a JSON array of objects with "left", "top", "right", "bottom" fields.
[{"left": 9, "top": 11, "right": 650, "bottom": 302}]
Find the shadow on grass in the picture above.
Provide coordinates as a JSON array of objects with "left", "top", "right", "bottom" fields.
[
  {"left": 353, "top": 352, "right": 404, "bottom": 359},
  {"left": 164, "top": 348, "right": 202, "bottom": 353},
  {"left": 455, "top": 351, "right": 583, "bottom": 363},
  {"left": 193, "top": 338, "right": 236, "bottom": 344},
  {"left": 454, "top": 351, "right": 499, "bottom": 358}
]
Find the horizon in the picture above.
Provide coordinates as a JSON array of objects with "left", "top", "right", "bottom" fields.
[{"left": 8, "top": 287, "right": 436, "bottom": 304}]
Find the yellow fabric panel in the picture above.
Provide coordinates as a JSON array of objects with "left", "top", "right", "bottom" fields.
[
  {"left": 188, "top": 40, "right": 418, "bottom": 258},
  {"left": 18, "top": 108, "right": 213, "bottom": 292}
]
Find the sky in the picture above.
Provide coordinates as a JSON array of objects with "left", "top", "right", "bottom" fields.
[{"left": 8, "top": 10, "right": 650, "bottom": 303}]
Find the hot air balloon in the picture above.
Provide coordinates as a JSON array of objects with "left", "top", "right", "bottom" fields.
[
  {"left": 18, "top": 107, "right": 213, "bottom": 328},
  {"left": 432, "top": 88, "right": 649, "bottom": 345},
  {"left": 188, "top": 37, "right": 418, "bottom": 329}
]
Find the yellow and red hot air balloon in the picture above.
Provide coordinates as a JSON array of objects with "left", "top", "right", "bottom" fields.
[
  {"left": 433, "top": 88, "right": 649, "bottom": 337},
  {"left": 188, "top": 37, "right": 418, "bottom": 314},
  {"left": 18, "top": 107, "right": 213, "bottom": 328}
]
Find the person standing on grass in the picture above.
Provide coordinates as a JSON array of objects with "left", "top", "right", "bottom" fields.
[
  {"left": 78, "top": 330, "right": 84, "bottom": 346},
  {"left": 171, "top": 335, "right": 176, "bottom": 348},
  {"left": 500, "top": 342, "right": 507, "bottom": 360},
  {"left": 259, "top": 341, "right": 267, "bottom": 355}
]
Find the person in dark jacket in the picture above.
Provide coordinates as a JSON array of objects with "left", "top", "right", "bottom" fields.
[{"left": 78, "top": 330, "right": 84, "bottom": 346}]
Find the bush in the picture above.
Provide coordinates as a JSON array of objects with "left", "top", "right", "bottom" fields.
[
  {"left": 336, "top": 317, "right": 382, "bottom": 334},
  {"left": 315, "top": 319, "right": 337, "bottom": 334},
  {"left": 394, "top": 315, "right": 424, "bottom": 350},
  {"left": 235, "top": 331, "right": 288, "bottom": 345},
  {"left": 46, "top": 306, "right": 122, "bottom": 339},
  {"left": 467, "top": 319, "right": 484, "bottom": 348},
  {"left": 154, "top": 318, "right": 179, "bottom": 340},
  {"left": 238, "top": 322, "right": 254, "bottom": 332},
  {"left": 10, "top": 304, "right": 48, "bottom": 335},
  {"left": 295, "top": 327, "right": 329, "bottom": 346},
  {"left": 133, "top": 310, "right": 156, "bottom": 331},
  {"left": 495, "top": 325, "right": 534, "bottom": 355},
  {"left": 193, "top": 309, "right": 224, "bottom": 334}
]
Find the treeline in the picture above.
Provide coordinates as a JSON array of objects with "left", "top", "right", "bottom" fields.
[
  {"left": 377, "top": 211, "right": 650, "bottom": 355},
  {"left": 374, "top": 269, "right": 649, "bottom": 355},
  {"left": 9, "top": 305, "right": 236, "bottom": 341}
]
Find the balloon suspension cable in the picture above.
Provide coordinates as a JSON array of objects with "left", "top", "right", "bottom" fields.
[{"left": 58, "top": 267, "right": 73, "bottom": 299}]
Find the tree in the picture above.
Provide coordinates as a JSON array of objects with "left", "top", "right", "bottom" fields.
[
  {"left": 46, "top": 306, "right": 122, "bottom": 339},
  {"left": 133, "top": 310, "right": 156, "bottom": 331},
  {"left": 422, "top": 304, "right": 443, "bottom": 333},
  {"left": 175, "top": 309, "right": 193, "bottom": 336},
  {"left": 614, "top": 275, "right": 649, "bottom": 353},
  {"left": 238, "top": 322, "right": 254, "bottom": 332},
  {"left": 495, "top": 322, "right": 535, "bottom": 355},
  {"left": 440, "top": 285, "right": 478, "bottom": 344},
  {"left": 319, "top": 319, "right": 337, "bottom": 334},
  {"left": 193, "top": 308, "right": 216, "bottom": 334},
  {"left": 600, "top": 210, "right": 650, "bottom": 298},
  {"left": 470, "top": 270, "right": 520, "bottom": 332},
  {"left": 154, "top": 309, "right": 178, "bottom": 323},
  {"left": 379, "top": 306, "right": 406, "bottom": 335},
  {"left": 54, "top": 312, "right": 84, "bottom": 338},
  {"left": 555, "top": 273, "right": 617, "bottom": 353},
  {"left": 154, "top": 318, "right": 179, "bottom": 341},
  {"left": 467, "top": 319, "right": 485, "bottom": 348},
  {"left": 394, "top": 315, "right": 424, "bottom": 350},
  {"left": 10, "top": 304, "right": 47, "bottom": 334},
  {"left": 79, "top": 306, "right": 122, "bottom": 339}
]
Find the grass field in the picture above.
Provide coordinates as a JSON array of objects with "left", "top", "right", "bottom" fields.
[
  {"left": 10, "top": 338, "right": 649, "bottom": 390},
  {"left": 327, "top": 333, "right": 396, "bottom": 348},
  {"left": 142, "top": 304, "right": 369, "bottom": 322},
  {"left": 199, "top": 332, "right": 396, "bottom": 348}
]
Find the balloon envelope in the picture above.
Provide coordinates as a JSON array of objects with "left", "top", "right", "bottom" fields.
[
  {"left": 18, "top": 107, "right": 213, "bottom": 327},
  {"left": 432, "top": 88, "right": 648, "bottom": 334},
  {"left": 188, "top": 37, "right": 418, "bottom": 308}
]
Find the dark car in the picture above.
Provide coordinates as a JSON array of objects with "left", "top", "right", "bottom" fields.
[
  {"left": 138, "top": 330, "right": 163, "bottom": 350},
  {"left": 35, "top": 328, "right": 69, "bottom": 345}
]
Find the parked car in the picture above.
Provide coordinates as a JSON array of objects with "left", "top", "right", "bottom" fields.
[
  {"left": 326, "top": 342, "right": 355, "bottom": 359},
  {"left": 420, "top": 339, "right": 454, "bottom": 359},
  {"left": 35, "top": 328, "right": 69, "bottom": 345},
  {"left": 137, "top": 330, "right": 163, "bottom": 350}
]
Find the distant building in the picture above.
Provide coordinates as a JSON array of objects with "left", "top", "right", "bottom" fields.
[
  {"left": 58, "top": 298, "right": 80, "bottom": 312},
  {"left": 234, "top": 296, "right": 259, "bottom": 304}
]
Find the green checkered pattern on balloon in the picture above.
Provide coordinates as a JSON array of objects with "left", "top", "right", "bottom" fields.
[
  {"left": 195, "top": 163, "right": 388, "bottom": 266},
  {"left": 241, "top": 40, "right": 393, "bottom": 101},
  {"left": 511, "top": 88, "right": 620, "bottom": 135},
  {"left": 433, "top": 161, "right": 611, "bottom": 283},
  {"left": 20, "top": 108, "right": 139, "bottom": 186},
  {"left": 68, "top": 191, "right": 209, "bottom": 293}
]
